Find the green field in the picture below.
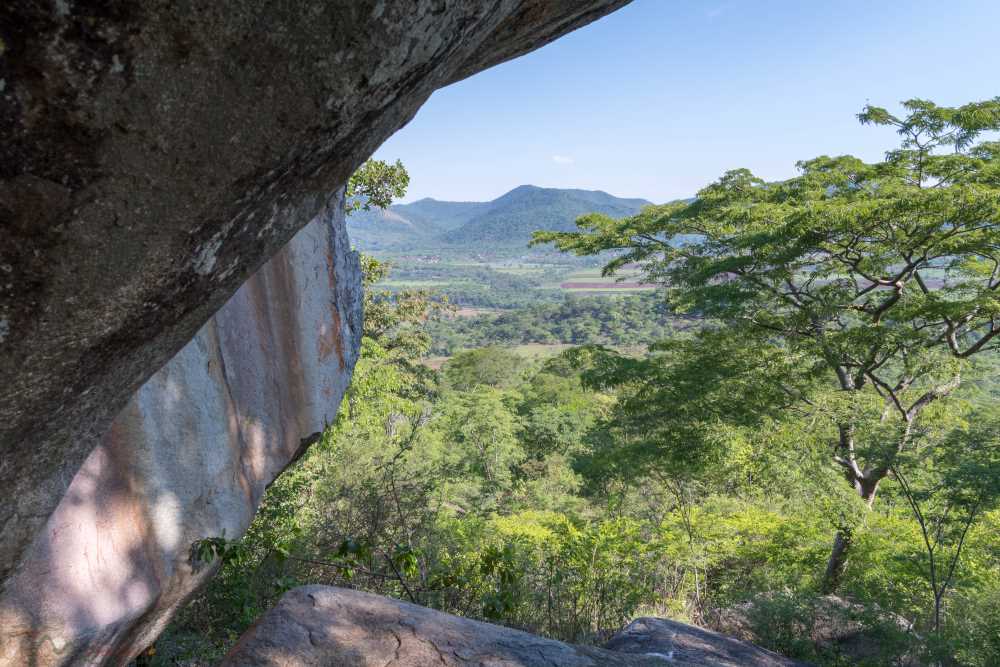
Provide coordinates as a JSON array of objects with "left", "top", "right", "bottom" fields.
[
  {"left": 380, "top": 279, "right": 451, "bottom": 288},
  {"left": 548, "top": 268, "right": 653, "bottom": 292},
  {"left": 422, "top": 343, "right": 571, "bottom": 369}
]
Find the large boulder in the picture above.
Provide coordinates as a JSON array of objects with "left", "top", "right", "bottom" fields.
[
  {"left": 606, "top": 617, "right": 809, "bottom": 667},
  {"left": 0, "top": 201, "right": 361, "bottom": 665},
  {"left": 0, "top": 1, "right": 629, "bottom": 664},
  {"left": 0, "top": 0, "right": 631, "bottom": 591},
  {"left": 222, "top": 586, "right": 797, "bottom": 667}
]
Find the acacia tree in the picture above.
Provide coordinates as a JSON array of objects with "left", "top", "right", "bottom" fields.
[{"left": 535, "top": 98, "right": 1000, "bottom": 592}]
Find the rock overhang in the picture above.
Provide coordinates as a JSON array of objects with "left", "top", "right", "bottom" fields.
[{"left": 0, "top": 2, "right": 632, "bottom": 664}]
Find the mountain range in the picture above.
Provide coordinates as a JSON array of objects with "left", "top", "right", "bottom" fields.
[{"left": 347, "top": 185, "right": 652, "bottom": 251}]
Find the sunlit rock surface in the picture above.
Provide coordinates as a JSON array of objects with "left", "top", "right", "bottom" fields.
[
  {"left": 606, "top": 617, "right": 809, "bottom": 667},
  {"left": 0, "top": 203, "right": 360, "bottom": 666},
  {"left": 222, "top": 586, "right": 683, "bottom": 667}
]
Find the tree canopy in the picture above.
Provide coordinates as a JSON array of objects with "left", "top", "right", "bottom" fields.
[
  {"left": 535, "top": 98, "right": 1000, "bottom": 591},
  {"left": 159, "top": 104, "right": 1000, "bottom": 667},
  {"left": 346, "top": 158, "right": 410, "bottom": 213}
]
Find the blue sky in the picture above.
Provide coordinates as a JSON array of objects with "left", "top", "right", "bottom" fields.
[{"left": 374, "top": 0, "right": 1000, "bottom": 204}]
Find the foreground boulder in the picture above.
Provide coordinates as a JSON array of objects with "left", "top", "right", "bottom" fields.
[
  {"left": 221, "top": 586, "right": 806, "bottom": 667},
  {"left": 606, "top": 617, "right": 809, "bottom": 667},
  {"left": 0, "top": 0, "right": 630, "bottom": 596}
]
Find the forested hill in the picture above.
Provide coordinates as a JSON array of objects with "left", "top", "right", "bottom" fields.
[
  {"left": 444, "top": 185, "right": 651, "bottom": 246},
  {"left": 348, "top": 185, "right": 651, "bottom": 250},
  {"left": 347, "top": 198, "right": 490, "bottom": 246}
]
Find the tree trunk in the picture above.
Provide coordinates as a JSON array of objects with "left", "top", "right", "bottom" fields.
[
  {"left": 934, "top": 592, "right": 943, "bottom": 633},
  {"left": 821, "top": 529, "right": 853, "bottom": 594},
  {"left": 821, "top": 475, "right": 881, "bottom": 594}
]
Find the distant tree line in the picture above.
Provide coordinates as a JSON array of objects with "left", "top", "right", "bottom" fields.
[{"left": 425, "top": 292, "right": 688, "bottom": 355}]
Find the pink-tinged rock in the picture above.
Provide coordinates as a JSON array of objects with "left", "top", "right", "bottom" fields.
[{"left": 0, "top": 200, "right": 361, "bottom": 667}]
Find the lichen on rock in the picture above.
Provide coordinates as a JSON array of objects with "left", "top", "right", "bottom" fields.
[{"left": 0, "top": 2, "right": 631, "bottom": 664}]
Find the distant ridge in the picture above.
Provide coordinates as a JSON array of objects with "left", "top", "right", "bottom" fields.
[{"left": 348, "top": 185, "right": 652, "bottom": 250}]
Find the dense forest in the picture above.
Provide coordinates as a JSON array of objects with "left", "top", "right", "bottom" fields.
[
  {"left": 152, "top": 99, "right": 1000, "bottom": 667},
  {"left": 425, "top": 292, "right": 684, "bottom": 355},
  {"left": 380, "top": 262, "right": 566, "bottom": 309}
]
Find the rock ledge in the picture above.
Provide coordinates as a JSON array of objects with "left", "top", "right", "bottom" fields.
[{"left": 222, "top": 586, "right": 809, "bottom": 667}]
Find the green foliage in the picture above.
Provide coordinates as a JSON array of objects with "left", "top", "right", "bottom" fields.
[
  {"left": 379, "top": 261, "right": 565, "bottom": 309},
  {"left": 426, "top": 292, "right": 680, "bottom": 354},
  {"left": 346, "top": 158, "right": 409, "bottom": 213},
  {"left": 359, "top": 254, "right": 453, "bottom": 377},
  {"left": 890, "top": 409, "right": 1000, "bottom": 631},
  {"left": 156, "top": 103, "right": 1000, "bottom": 667},
  {"left": 736, "top": 591, "right": 918, "bottom": 667},
  {"left": 535, "top": 97, "right": 1000, "bottom": 596},
  {"left": 941, "top": 572, "right": 1000, "bottom": 667},
  {"left": 442, "top": 346, "right": 528, "bottom": 391},
  {"left": 568, "top": 331, "right": 819, "bottom": 479}
]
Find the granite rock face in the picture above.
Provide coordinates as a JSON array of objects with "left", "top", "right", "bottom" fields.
[
  {"left": 0, "top": 0, "right": 631, "bottom": 594},
  {"left": 606, "top": 617, "right": 810, "bottom": 667},
  {"left": 221, "top": 586, "right": 682, "bottom": 667},
  {"left": 0, "top": 0, "right": 629, "bottom": 663},
  {"left": 0, "top": 200, "right": 361, "bottom": 666}
]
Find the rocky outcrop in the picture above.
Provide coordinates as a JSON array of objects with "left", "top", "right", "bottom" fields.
[
  {"left": 0, "top": 1, "right": 632, "bottom": 664},
  {"left": 606, "top": 617, "right": 809, "bottom": 667},
  {"left": 222, "top": 586, "right": 786, "bottom": 667},
  {"left": 0, "top": 200, "right": 360, "bottom": 666},
  {"left": 0, "top": 0, "right": 632, "bottom": 600}
]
